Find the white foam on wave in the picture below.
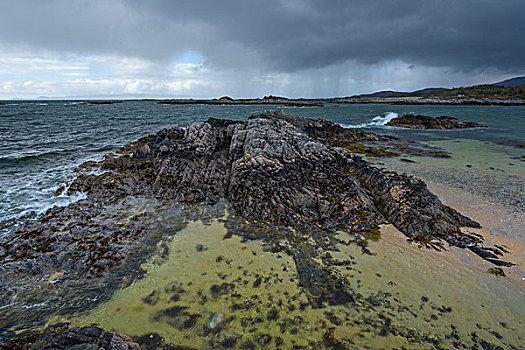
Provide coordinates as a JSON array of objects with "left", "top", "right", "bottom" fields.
[
  {"left": 340, "top": 112, "right": 399, "bottom": 128},
  {"left": 0, "top": 152, "right": 112, "bottom": 235},
  {"left": 21, "top": 190, "right": 87, "bottom": 218},
  {"left": 0, "top": 188, "right": 87, "bottom": 238}
]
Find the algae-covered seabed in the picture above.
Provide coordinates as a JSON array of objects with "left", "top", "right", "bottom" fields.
[{"left": 48, "top": 207, "right": 525, "bottom": 349}]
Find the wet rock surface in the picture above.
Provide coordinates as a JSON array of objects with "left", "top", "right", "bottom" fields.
[
  {"left": 0, "top": 325, "right": 139, "bottom": 350},
  {"left": 65, "top": 110, "right": 486, "bottom": 247},
  {"left": 386, "top": 114, "right": 487, "bottom": 129},
  {"left": 0, "top": 110, "right": 516, "bottom": 348},
  {"left": 0, "top": 198, "right": 224, "bottom": 340}
]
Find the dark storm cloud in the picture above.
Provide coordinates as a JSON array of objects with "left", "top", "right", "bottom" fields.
[{"left": 0, "top": 0, "right": 523, "bottom": 73}]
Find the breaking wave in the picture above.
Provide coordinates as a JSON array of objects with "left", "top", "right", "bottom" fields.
[{"left": 341, "top": 112, "right": 399, "bottom": 128}]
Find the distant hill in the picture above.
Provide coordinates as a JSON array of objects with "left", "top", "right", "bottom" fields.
[
  {"left": 353, "top": 87, "right": 447, "bottom": 98},
  {"left": 493, "top": 76, "right": 525, "bottom": 87},
  {"left": 355, "top": 90, "right": 411, "bottom": 98},
  {"left": 352, "top": 77, "right": 525, "bottom": 99}
]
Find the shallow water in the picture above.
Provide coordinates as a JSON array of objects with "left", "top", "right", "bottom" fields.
[
  {"left": 377, "top": 138, "right": 524, "bottom": 208},
  {"left": 47, "top": 214, "right": 525, "bottom": 349}
]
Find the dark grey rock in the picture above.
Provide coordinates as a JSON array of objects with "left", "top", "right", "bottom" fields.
[
  {"left": 7, "top": 110, "right": 501, "bottom": 275},
  {"left": 386, "top": 114, "right": 487, "bottom": 129},
  {"left": 1, "top": 326, "right": 139, "bottom": 350}
]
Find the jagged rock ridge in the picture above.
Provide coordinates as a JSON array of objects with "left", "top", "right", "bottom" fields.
[{"left": 70, "top": 110, "right": 483, "bottom": 247}]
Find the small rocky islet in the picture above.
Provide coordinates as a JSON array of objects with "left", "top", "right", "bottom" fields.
[
  {"left": 385, "top": 114, "right": 487, "bottom": 129},
  {"left": 0, "top": 110, "right": 517, "bottom": 349}
]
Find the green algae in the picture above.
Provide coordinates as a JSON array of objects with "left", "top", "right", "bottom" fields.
[
  {"left": 47, "top": 217, "right": 525, "bottom": 349},
  {"left": 49, "top": 218, "right": 325, "bottom": 348}
]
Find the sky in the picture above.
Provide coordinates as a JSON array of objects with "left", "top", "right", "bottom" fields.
[{"left": 0, "top": 0, "right": 524, "bottom": 99}]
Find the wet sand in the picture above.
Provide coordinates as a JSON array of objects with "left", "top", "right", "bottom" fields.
[
  {"left": 426, "top": 180, "right": 524, "bottom": 243},
  {"left": 424, "top": 180, "right": 525, "bottom": 285}
]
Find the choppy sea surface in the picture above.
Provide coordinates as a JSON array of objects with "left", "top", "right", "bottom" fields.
[
  {"left": 1, "top": 101, "right": 524, "bottom": 348},
  {"left": 1, "top": 101, "right": 523, "bottom": 233}
]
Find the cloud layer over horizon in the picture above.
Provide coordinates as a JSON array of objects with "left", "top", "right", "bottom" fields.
[{"left": 0, "top": 0, "right": 523, "bottom": 99}]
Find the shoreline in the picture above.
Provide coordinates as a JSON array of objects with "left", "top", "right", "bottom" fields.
[
  {"left": 380, "top": 218, "right": 525, "bottom": 287},
  {"left": 420, "top": 178, "right": 525, "bottom": 284},
  {"left": 157, "top": 97, "right": 525, "bottom": 107},
  {"left": 425, "top": 180, "right": 524, "bottom": 243},
  {"left": 327, "top": 97, "right": 525, "bottom": 106},
  {"left": 2, "top": 97, "right": 525, "bottom": 106}
]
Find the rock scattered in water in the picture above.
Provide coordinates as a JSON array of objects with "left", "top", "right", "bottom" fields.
[
  {"left": 208, "top": 328, "right": 241, "bottom": 348},
  {"left": 386, "top": 114, "right": 487, "bottom": 129},
  {"left": 195, "top": 243, "right": 207, "bottom": 251},
  {"left": 210, "top": 282, "right": 235, "bottom": 298},
  {"left": 488, "top": 267, "right": 506, "bottom": 277}
]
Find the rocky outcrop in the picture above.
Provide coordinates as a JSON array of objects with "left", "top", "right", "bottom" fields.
[
  {"left": 386, "top": 114, "right": 487, "bottom": 129},
  {"left": 66, "top": 110, "right": 484, "bottom": 246},
  {"left": 3, "top": 110, "right": 509, "bottom": 286}
]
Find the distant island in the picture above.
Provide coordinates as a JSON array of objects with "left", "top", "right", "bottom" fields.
[
  {"left": 158, "top": 95, "right": 323, "bottom": 107},
  {"left": 156, "top": 77, "right": 525, "bottom": 107}
]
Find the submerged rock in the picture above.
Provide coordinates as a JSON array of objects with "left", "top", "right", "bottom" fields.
[
  {"left": 386, "top": 114, "right": 487, "bottom": 129},
  {"left": 204, "top": 312, "right": 228, "bottom": 334},
  {"left": 488, "top": 267, "right": 506, "bottom": 277}
]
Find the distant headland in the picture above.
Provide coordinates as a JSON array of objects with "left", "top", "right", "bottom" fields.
[{"left": 156, "top": 77, "right": 525, "bottom": 107}]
